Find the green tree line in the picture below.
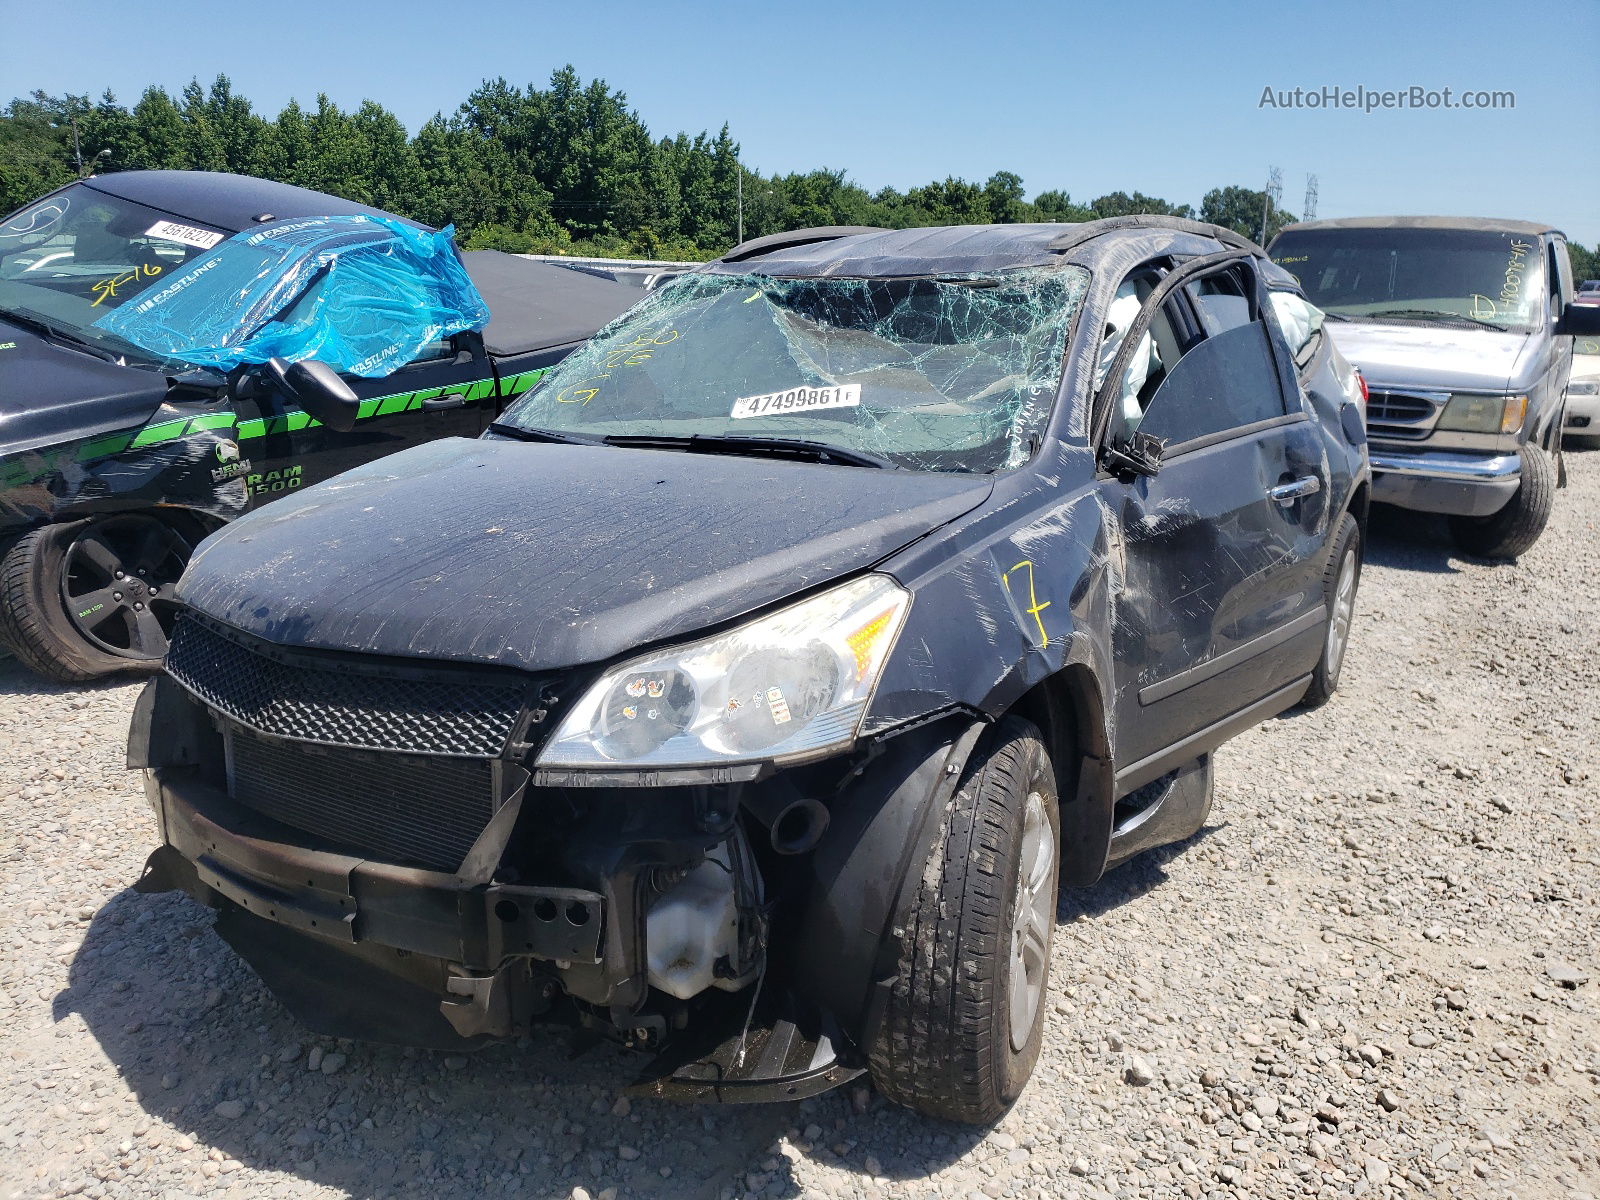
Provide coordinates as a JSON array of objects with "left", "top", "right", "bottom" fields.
[{"left": 5, "top": 68, "right": 1596, "bottom": 277}]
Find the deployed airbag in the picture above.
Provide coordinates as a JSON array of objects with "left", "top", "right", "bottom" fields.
[{"left": 95, "top": 215, "right": 489, "bottom": 378}]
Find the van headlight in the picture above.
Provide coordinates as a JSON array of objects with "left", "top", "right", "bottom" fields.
[
  {"left": 538, "top": 575, "right": 910, "bottom": 769},
  {"left": 1569, "top": 379, "right": 1599, "bottom": 397},
  {"left": 1436, "top": 393, "right": 1527, "bottom": 433}
]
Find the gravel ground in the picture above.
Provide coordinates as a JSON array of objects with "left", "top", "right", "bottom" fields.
[{"left": 2, "top": 449, "right": 1597, "bottom": 1200}]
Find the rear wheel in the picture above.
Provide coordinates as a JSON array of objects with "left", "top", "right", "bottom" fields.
[
  {"left": 867, "top": 717, "right": 1060, "bottom": 1124},
  {"left": 1301, "top": 513, "right": 1361, "bottom": 709},
  {"left": 0, "top": 514, "right": 194, "bottom": 683},
  {"left": 1448, "top": 444, "right": 1556, "bottom": 559}
]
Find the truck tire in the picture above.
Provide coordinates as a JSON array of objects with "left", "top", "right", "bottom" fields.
[
  {"left": 867, "top": 716, "right": 1060, "bottom": 1124},
  {"left": 1300, "top": 513, "right": 1361, "bottom": 709},
  {"left": 0, "top": 514, "right": 193, "bottom": 683},
  {"left": 1448, "top": 444, "right": 1556, "bottom": 560}
]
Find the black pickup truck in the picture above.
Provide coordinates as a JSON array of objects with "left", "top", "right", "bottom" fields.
[{"left": 0, "top": 171, "right": 636, "bottom": 681}]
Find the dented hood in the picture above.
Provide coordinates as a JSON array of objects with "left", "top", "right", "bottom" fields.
[
  {"left": 1322, "top": 320, "right": 1532, "bottom": 392},
  {"left": 177, "top": 436, "right": 991, "bottom": 671}
]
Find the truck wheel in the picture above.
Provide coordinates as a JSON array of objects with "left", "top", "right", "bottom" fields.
[
  {"left": 1300, "top": 513, "right": 1361, "bottom": 709},
  {"left": 867, "top": 717, "right": 1060, "bottom": 1124},
  {"left": 0, "top": 514, "right": 194, "bottom": 683},
  {"left": 1448, "top": 444, "right": 1556, "bottom": 560}
]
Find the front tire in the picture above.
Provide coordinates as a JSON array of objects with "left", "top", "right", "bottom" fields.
[
  {"left": 867, "top": 717, "right": 1060, "bottom": 1124},
  {"left": 1448, "top": 444, "right": 1556, "bottom": 559},
  {"left": 0, "top": 514, "right": 194, "bottom": 683}
]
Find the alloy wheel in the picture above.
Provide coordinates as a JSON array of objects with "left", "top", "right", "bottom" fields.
[
  {"left": 1325, "top": 547, "right": 1357, "bottom": 680},
  {"left": 60, "top": 515, "right": 191, "bottom": 659},
  {"left": 1008, "top": 788, "right": 1055, "bottom": 1052}
]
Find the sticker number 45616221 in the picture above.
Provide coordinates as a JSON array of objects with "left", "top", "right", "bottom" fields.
[
  {"left": 144, "top": 221, "right": 225, "bottom": 251},
  {"left": 731, "top": 383, "right": 861, "bottom": 420}
]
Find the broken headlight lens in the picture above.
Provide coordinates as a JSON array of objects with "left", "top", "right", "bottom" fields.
[
  {"left": 538, "top": 575, "right": 910, "bottom": 769},
  {"left": 1437, "top": 393, "right": 1527, "bottom": 433}
]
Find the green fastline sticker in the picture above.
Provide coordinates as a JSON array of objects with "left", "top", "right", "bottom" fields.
[{"left": 0, "top": 368, "right": 548, "bottom": 492}]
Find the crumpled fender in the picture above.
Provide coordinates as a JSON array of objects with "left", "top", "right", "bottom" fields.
[
  {"left": 1, "top": 400, "right": 247, "bottom": 534},
  {"left": 789, "top": 712, "right": 985, "bottom": 1050}
]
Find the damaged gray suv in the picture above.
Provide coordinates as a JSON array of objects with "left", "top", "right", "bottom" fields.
[{"left": 130, "top": 218, "right": 1369, "bottom": 1123}]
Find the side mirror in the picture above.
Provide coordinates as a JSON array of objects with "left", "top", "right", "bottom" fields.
[
  {"left": 1100, "top": 430, "right": 1165, "bottom": 482},
  {"left": 263, "top": 357, "right": 361, "bottom": 432},
  {"left": 1559, "top": 302, "right": 1600, "bottom": 338}
]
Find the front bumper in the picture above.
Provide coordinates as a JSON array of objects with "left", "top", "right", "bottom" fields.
[
  {"left": 1565, "top": 390, "right": 1600, "bottom": 435},
  {"left": 1368, "top": 447, "right": 1521, "bottom": 517},
  {"left": 139, "top": 767, "right": 606, "bottom": 1040}
]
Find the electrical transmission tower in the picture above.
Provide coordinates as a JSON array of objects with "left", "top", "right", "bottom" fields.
[
  {"left": 1259, "top": 166, "right": 1283, "bottom": 244},
  {"left": 1303, "top": 174, "right": 1318, "bottom": 222}
]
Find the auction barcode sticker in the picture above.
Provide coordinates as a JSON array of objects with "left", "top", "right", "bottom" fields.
[
  {"left": 731, "top": 383, "right": 861, "bottom": 419},
  {"left": 144, "top": 221, "right": 225, "bottom": 251}
]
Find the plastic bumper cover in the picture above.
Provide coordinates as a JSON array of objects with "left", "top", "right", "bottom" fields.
[
  {"left": 1564, "top": 391, "right": 1600, "bottom": 432},
  {"left": 1369, "top": 448, "right": 1521, "bottom": 517}
]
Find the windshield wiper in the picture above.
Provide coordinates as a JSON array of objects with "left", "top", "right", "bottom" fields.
[
  {"left": 1355, "top": 308, "right": 1511, "bottom": 332},
  {"left": 486, "top": 422, "right": 606, "bottom": 446},
  {"left": 0, "top": 307, "right": 122, "bottom": 363},
  {"left": 603, "top": 432, "right": 896, "bottom": 469}
]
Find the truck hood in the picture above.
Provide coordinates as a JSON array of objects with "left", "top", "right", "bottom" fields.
[
  {"left": 178, "top": 436, "right": 993, "bottom": 672},
  {"left": 1323, "top": 320, "right": 1531, "bottom": 392},
  {"left": 0, "top": 317, "right": 168, "bottom": 458}
]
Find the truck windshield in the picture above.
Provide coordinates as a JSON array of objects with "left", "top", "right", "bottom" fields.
[
  {"left": 1270, "top": 227, "right": 1545, "bottom": 331},
  {"left": 0, "top": 181, "right": 226, "bottom": 366},
  {"left": 496, "top": 265, "right": 1089, "bottom": 473}
]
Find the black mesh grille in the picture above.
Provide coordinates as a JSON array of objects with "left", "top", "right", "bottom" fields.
[
  {"left": 229, "top": 730, "right": 494, "bottom": 872},
  {"left": 166, "top": 615, "right": 525, "bottom": 758}
]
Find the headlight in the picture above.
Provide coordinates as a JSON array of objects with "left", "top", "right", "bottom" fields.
[
  {"left": 1569, "top": 380, "right": 1599, "bottom": 397},
  {"left": 538, "top": 575, "right": 910, "bottom": 769},
  {"left": 1436, "top": 393, "right": 1527, "bottom": 433}
]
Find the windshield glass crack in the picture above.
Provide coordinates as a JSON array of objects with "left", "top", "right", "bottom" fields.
[{"left": 499, "top": 265, "right": 1090, "bottom": 473}]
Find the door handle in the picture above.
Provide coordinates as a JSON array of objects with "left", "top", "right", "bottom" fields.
[
  {"left": 422, "top": 393, "right": 467, "bottom": 411},
  {"left": 1269, "top": 475, "right": 1322, "bottom": 505}
]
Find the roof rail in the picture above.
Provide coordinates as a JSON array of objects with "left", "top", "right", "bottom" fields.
[
  {"left": 1047, "top": 215, "right": 1264, "bottom": 256},
  {"left": 718, "top": 226, "right": 888, "bottom": 264}
]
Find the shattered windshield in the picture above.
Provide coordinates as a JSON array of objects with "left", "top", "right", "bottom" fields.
[
  {"left": 497, "top": 265, "right": 1089, "bottom": 472},
  {"left": 1270, "top": 227, "right": 1545, "bottom": 330}
]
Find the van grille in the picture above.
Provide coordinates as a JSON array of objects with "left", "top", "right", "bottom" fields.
[{"left": 1366, "top": 391, "right": 1441, "bottom": 439}]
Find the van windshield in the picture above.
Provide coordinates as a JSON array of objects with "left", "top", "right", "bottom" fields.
[
  {"left": 1270, "top": 227, "right": 1545, "bottom": 331},
  {"left": 496, "top": 265, "right": 1089, "bottom": 474}
]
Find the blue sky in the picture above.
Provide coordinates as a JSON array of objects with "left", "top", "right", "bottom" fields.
[{"left": 5, "top": 0, "right": 1596, "bottom": 245}]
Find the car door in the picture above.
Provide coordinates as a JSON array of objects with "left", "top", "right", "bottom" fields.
[
  {"left": 232, "top": 334, "right": 499, "bottom": 503},
  {"left": 1098, "top": 256, "right": 1331, "bottom": 781}
]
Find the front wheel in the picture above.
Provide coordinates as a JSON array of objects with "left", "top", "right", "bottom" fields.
[
  {"left": 1448, "top": 444, "right": 1556, "bottom": 560},
  {"left": 867, "top": 717, "right": 1060, "bottom": 1124},
  {"left": 0, "top": 514, "right": 195, "bottom": 683}
]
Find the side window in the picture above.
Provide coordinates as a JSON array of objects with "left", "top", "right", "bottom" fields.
[
  {"left": 1099, "top": 265, "right": 1187, "bottom": 442},
  {"left": 1133, "top": 265, "right": 1290, "bottom": 448},
  {"left": 1185, "top": 272, "right": 1251, "bottom": 337}
]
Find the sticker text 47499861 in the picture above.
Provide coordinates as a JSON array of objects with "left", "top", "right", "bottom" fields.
[{"left": 731, "top": 384, "right": 861, "bottom": 420}]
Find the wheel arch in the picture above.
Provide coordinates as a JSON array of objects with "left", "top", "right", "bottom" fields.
[
  {"left": 1002, "top": 663, "right": 1115, "bottom": 887},
  {"left": 1345, "top": 477, "right": 1370, "bottom": 545}
]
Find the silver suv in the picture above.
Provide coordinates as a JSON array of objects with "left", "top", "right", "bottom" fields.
[{"left": 1270, "top": 217, "right": 1600, "bottom": 557}]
